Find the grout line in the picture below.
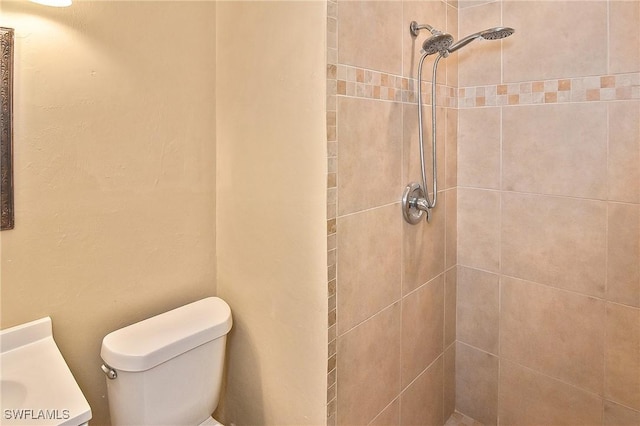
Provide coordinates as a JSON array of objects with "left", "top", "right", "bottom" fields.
[
  {"left": 367, "top": 397, "right": 400, "bottom": 426},
  {"left": 458, "top": 185, "right": 637, "bottom": 205},
  {"left": 401, "top": 352, "right": 446, "bottom": 394},
  {"left": 403, "top": 270, "right": 448, "bottom": 300},
  {"left": 497, "top": 354, "right": 609, "bottom": 403},
  {"left": 603, "top": 124, "right": 610, "bottom": 424},
  {"left": 606, "top": 0, "right": 611, "bottom": 77},
  {"left": 458, "top": 263, "right": 640, "bottom": 310},
  {"left": 336, "top": 201, "right": 400, "bottom": 220},
  {"left": 497, "top": 102, "right": 503, "bottom": 425},
  {"left": 456, "top": 340, "right": 499, "bottom": 358},
  {"left": 335, "top": 299, "right": 401, "bottom": 339},
  {"left": 603, "top": 399, "right": 640, "bottom": 416}
]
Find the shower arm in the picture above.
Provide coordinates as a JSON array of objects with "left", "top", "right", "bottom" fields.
[{"left": 410, "top": 21, "right": 438, "bottom": 37}]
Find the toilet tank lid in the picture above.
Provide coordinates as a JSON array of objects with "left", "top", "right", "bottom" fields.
[{"left": 101, "top": 297, "right": 232, "bottom": 372}]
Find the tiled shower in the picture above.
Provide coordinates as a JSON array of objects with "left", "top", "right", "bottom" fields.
[{"left": 327, "top": 0, "right": 640, "bottom": 424}]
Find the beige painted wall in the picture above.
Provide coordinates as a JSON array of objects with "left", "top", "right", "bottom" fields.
[
  {"left": 0, "top": 2, "right": 217, "bottom": 424},
  {"left": 215, "top": 1, "right": 328, "bottom": 425}
]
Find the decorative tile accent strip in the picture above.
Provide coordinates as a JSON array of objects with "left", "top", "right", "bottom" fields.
[
  {"left": 458, "top": 73, "right": 640, "bottom": 108},
  {"left": 326, "top": 0, "right": 338, "bottom": 424},
  {"left": 336, "top": 64, "right": 458, "bottom": 108}
]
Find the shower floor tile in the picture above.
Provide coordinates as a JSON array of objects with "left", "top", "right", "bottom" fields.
[{"left": 445, "top": 412, "right": 484, "bottom": 426}]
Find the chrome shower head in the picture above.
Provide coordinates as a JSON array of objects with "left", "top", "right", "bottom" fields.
[
  {"left": 480, "top": 27, "right": 515, "bottom": 40},
  {"left": 410, "top": 21, "right": 454, "bottom": 56},
  {"left": 421, "top": 32, "right": 454, "bottom": 56},
  {"left": 448, "top": 26, "right": 515, "bottom": 53}
]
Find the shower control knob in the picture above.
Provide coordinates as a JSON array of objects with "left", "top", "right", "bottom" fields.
[{"left": 403, "top": 182, "right": 428, "bottom": 225}]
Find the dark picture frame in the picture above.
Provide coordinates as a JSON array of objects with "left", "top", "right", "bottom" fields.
[{"left": 1, "top": 27, "right": 14, "bottom": 231}]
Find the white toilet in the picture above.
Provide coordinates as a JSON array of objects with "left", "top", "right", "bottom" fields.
[{"left": 100, "top": 297, "right": 232, "bottom": 426}]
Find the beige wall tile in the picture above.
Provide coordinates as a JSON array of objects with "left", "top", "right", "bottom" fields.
[
  {"left": 608, "top": 101, "right": 640, "bottom": 203},
  {"left": 503, "top": 1, "right": 607, "bottom": 82},
  {"left": 458, "top": 188, "right": 500, "bottom": 272},
  {"left": 604, "top": 400, "right": 640, "bottom": 426},
  {"left": 444, "top": 267, "right": 457, "bottom": 348},
  {"left": 446, "top": 3, "right": 459, "bottom": 88},
  {"left": 335, "top": 2, "right": 452, "bottom": 421},
  {"left": 401, "top": 275, "right": 444, "bottom": 387},
  {"left": 337, "top": 204, "right": 402, "bottom": 334},
  {"left": 444, "top": 344, "right": 456, "bottom": 421},
  {"left": 502, "top": 103, "right": 607, "bottom": 199},
  {"left": 338, "top": 97, "right": 402, "bottom": 215},
  {"left": 403, "top": 104, "right": 446, "bottom": 198},
  {"left": 499, "top": 360, "right": 603, "bottom": 426},
  {"left": 455, "top": 342, "right": 498, "bottom": 425},
  {"left": 610, "top": 0, "right": 640, "bottom": 74},
  {"left": 457, "top": 267, "right": 499, "bottom": 355},
  {"left": 457, "top": 1, "right": 502, "bottom": 87},
  {"left": 502, "top": 192, "right": 607, "bottom": 297},
  {"left": 337, "top": 303, "right": 402, "bottom": 425},
  {"left": 458, "top": 0, "right": 494, "bottom": 8},
  {"left": 370, "top": 399, "right": 400, "bottom": 426},
  {"left": 607, "top": 203, "right": 640, "bottom": 307},
  {"left": 500, "top": 277, "right": 605, "bottom": 394},
  {"left": 458, "top": 107, "right": 501, "bottom": 189},
  {"left": 402, "top": 194, "right": 446, "bottom": 295},
  {"left": 400, "top": 357, "right": 444, "bottom": 426},
  {"left": 445, "top": 108, "right": 458, "bottom": 191},
  {"left": 605, "top": 303, "right": 640, "bottom": 410},
  {"left": 338, "top": 1, "right": 402, "bottom": 75},
  {"left": 445, "top": 189, "right": 457, "bottom": 270},
  {"left": 334, "top": 3, "right": 640, "bottom": 425}
]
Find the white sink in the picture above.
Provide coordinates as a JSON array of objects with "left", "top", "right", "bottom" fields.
[{"left": 0, "top": 317, "right": 92, "bottom": 426}]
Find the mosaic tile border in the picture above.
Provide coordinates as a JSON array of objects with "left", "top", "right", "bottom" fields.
[
  {"left": 336, "top": 64, "right": 457, "bottom": 107},
  {"left": 326, "top": 0, "right": 338, "bottom": 424},
  {"left": 335, "top": 64, "right": 640, "bottom": 109},
  {"left": 458, "top": 73, "right": 640, "bottom": 108}
]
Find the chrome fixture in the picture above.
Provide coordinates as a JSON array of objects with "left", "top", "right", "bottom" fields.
[
  {"left": 409, "top": 22, "right": 454, "bottom": 56},
  {"left": 101, "top": 363, "right": 118, "bottom": 380},
  {"left": 448, "top": 27, "right": 515, "bottom": 53},
  {"left": 403, "top": 21, "right": 514, "bottom": 224}
]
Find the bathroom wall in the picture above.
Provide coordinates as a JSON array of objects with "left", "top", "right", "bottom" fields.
[
  {"left": 455, "top": 0, "right": 640, "bottom": 424},
  {"left": 0, "top": 2, "right": 217, "bottom": 424},
  {"left": 215, "top": 2, "right": 328, "bottom": 425},
  {"left": 328, "top": 1, "right": 458, "bottom": 423}
]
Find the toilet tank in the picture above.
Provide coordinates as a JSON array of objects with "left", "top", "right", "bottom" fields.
[{"left": 100, "top": 297, "right": 232, "bottom": 426}]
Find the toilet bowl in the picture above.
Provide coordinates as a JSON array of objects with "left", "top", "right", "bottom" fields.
[{"left": 100, "top": 297, "right": 232, "bottom": 426}]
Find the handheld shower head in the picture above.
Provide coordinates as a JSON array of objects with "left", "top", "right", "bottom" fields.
[
  {"left": 448, "top": 26, "right": 514, "bottom": 53},
  {"left": 480, "top": 27, "right": 515, "bottom": 40}
]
